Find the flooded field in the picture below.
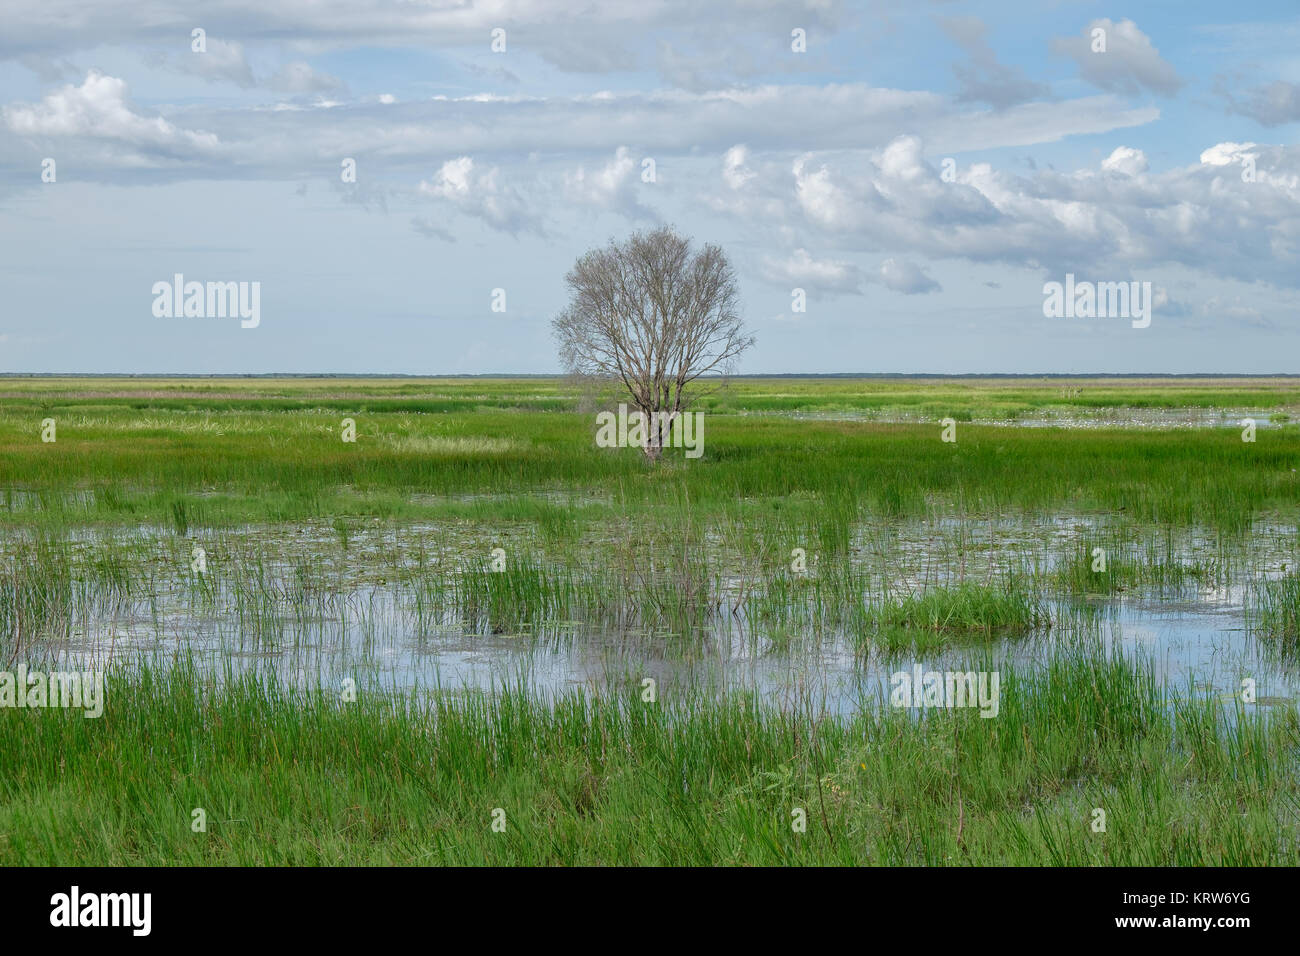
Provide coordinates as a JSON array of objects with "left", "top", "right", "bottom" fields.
[
  {"left": 8, "top": 514, "right": 1298, "bottom": 714},
  {"left": 3, "top": 377, "right": 1300, "bottom": 865}
]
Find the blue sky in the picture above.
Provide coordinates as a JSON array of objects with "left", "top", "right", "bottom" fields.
[{"left": 2, "top": 0, "right": 1299, "bottom": 374}]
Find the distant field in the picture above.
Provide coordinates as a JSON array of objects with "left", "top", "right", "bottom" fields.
[
  {"left": 3, "top": 374, "right": 1300, "bottom": 417},
  {"left": 1, "top": 376, "right": 1298, "bottom": 530}
]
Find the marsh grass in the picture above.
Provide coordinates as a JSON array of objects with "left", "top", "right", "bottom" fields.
[
  {"left": 2, "top": 378, "right": 1298, "bottom": 533},
  {"left": 1252, "top": 573, "right": 1300, "bottom": 654},
  {"left": 872, "top": 580, "right": 1047, "bottom": 633},
  {"left": 0, "top": 647, "right": 1293, "bottom": 865},
  {"left": 860, "top": 580, "right": 1049, "bottom": 655},
  {"left": 3, "top": 378, "right": 1299, "bottom": 866},
  {"left": 1053, "top": 535, "right": 1226, "bottom": 595}
]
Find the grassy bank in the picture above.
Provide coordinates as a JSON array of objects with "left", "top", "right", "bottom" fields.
[{"left": 0, "top": 649, "right": 1294, "bottom": 866}]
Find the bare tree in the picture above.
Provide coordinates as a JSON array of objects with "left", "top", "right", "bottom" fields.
[{"left": 553, "top": 226, "right": 754, "bottom": 461}]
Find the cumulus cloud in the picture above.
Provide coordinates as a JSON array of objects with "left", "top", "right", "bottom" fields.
[
  {"left": 762, "top": 248, "right": 864, "bottom": 297},
  {"left": 563, "top": 146, "right": 654, "bottom": 219},
  {"left": 417, "top": 156, "right": 544, "bottom": 236},
  {"left": 705, "top": 145, "right": 793, "bottom": 229},
  {"left": 764, "top": 241, "right": 939, "bottom": 298},
  {"left": 711, "top": 134, "right": 1300, "bottom": 288},
  {"left": 1053, "top": 19, "right": 1184, "bottom": 96},
  {"left": 879, "top": 257, "right": 941, "bottom": 294},
  {"left": 722, "top": 145, "right": 756, "bottom": 189},
  {"left": 2, "top": 70, "right": 220, "bottom": 159},
  {"left": 1199, "top": 142, "right": 1258, "bottom": 167},
  {"left": 1101, "top": 146, "right": 1148, "bottom": 176}
]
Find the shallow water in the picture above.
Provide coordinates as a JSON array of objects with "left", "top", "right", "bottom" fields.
[
  {"left": 3, "top": 490, "right": 1293, "bottom": 716},
  {"left": 749, "top": 407, "right": 1293, "bottom": 430},
  {"left": 42, "top": 551, "right": 1300, "bottom": 715}
]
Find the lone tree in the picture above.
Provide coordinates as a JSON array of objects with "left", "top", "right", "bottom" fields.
[{"left": 553, "top": 226, "right": 754, "bottom": 461}]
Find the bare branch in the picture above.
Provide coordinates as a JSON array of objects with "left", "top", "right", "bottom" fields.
[{"left": 552, "top": 227, "right": 754, "bottom": 461}]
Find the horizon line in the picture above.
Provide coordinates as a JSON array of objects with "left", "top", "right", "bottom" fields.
[{"left": 3, "top": 372, "right": 1300, "bottom": 380}]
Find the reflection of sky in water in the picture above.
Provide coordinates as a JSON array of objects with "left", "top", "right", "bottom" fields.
[
  {"left": 22, "top": 512, "right": 1298, "bottom": 714},
  {"left": 49, "top": 584, "right": 1300, "bottom": 716}
]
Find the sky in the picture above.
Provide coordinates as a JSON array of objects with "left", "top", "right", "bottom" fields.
[{"left": 1, "top": 0, "right": 1299, "bottom": 374}]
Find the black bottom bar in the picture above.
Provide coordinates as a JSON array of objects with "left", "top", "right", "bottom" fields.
[{"left": 0, "top": 866, "right": 1279, "bottom": 942}]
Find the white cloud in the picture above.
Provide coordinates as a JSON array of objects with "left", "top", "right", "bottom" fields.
[
  {"left": 1101, "top": 146, "right": 1148, "bottom": 176},
  {"left": 793, "top": 155, "right": 861, "bottom": 231},
  {"left": 705, "top": 145, "right": 792, "bottom": 226},
  {"left": 3, "top": 71, "right": 220, "bottom": 159},
  {"left": 715, "top": 135, "right": 1300, "bottom": 288},
  {"left": 722, "top": 145, "right": 755, "bottom": 190},
  {"left": 417, "top": 156, "right": 544, "bottom": 236},
  {"left": 763, "top": 248, "right": 864, "bottom": 297},
  {"left": 8, "top": 84, "right": 1154, "bottom": 182},
  {"left": 1199, "top": 142, "right": 1257, "bottom": 166},
  {"left": 1053, "top": 19, "right": 1184, "bottom": 96},
  {"left": 420, "top": 156, "right": 474, "bottom": 198},
  {"left": 880, "top": 257, "right": 940, "bottom": 294},
  {"left": 563, "top": 146, "right": 653, "bottom": 219}
]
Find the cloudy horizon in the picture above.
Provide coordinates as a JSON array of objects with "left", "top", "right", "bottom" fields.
[{"left": 2, "top": 1, "right": 1299, "bottom": 374}]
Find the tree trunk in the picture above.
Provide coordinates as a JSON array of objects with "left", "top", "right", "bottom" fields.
[{"left": 639, "top": 404, "right": 663, "bottom": 462}]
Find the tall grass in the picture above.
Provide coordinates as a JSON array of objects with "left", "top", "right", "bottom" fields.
[
  {"left": 0, "top": 647, "right": 1294, "bottom": 865},
  {"left": 1053, "top": 533, "right": 1227, "bottom": 595},
  {"left": 863, "top": 579, "right": 1049, "bottom": 654},
  {"left": 1252, "top": 573, "right": 1300, "bottom": 653},
  {"left": 1, "top": 378, "right": 1297, "bottom": 532}
]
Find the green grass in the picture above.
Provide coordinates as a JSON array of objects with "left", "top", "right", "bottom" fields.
[
  {"left": 864, "top": 580, "right": 1049, "bottom": 654},
  {"left": 5, "top": 374, "right": 1298, "bottom": 418},
  {"left": 1252, "top": 574, "right": 1300, "bottom": 653},
  {"left": 1, "top": 376, "right": 1298, "bottom": 533},
  {"left": 0, "top": 648, "right": 1294, "bottom": 866},
  {"left": 873, "top": 581, "right": 1047, "bottom": 632},
  {"left": 3, "top": 376, "right": 1300, "bottom": 867},
  {"left": 1052, "top": 534, "right": 1227, "bottom": 595}
]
